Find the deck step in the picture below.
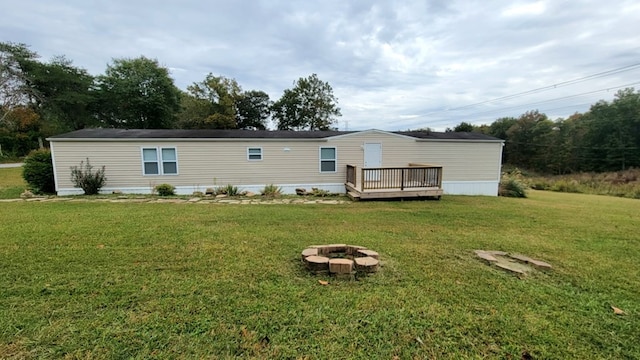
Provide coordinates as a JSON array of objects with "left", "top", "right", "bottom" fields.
[{"left": 347, "top": 191, "right": 361, "bottom": 200}]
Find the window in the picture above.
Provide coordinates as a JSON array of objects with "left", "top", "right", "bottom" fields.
[
  {"left": 319, "top": 147, "right": 336, "bottom": 172},
  {"left": 142, "top": 147, "right": 178, "bottom": 175},
  {"left": 247, "top": 147, "right": 262, "bottom": 161}
]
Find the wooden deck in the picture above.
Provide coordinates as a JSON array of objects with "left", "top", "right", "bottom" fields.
[{"left": 345, "top": 164, "right": 444, "bottom": 200}]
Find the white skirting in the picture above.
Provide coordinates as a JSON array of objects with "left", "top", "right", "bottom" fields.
[
  {"left": 56, "top": 183, "right": 347, "bottom": 196},
  {"left": 442, "top": 181, "right": 499, "bottom": 196}
]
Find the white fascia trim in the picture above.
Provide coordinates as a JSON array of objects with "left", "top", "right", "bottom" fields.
[
  {"left": 415, "top": 138, "right": 504, "bottom": 144},
  {"left": 47, "top": 138, "right": 329, "bottom": 143},
  {"left": 50, "top": 142, "right": 60, "bottom": 192}
]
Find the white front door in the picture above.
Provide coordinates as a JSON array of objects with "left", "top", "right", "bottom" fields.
[{"left": 364, "top": 143, "right": 382, "bottom": 181}]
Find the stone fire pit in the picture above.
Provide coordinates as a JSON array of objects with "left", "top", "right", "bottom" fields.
[{"left": 301, "top": 244, "right": 379, "bottom": 275}]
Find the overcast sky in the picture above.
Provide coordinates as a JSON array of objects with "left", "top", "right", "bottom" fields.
[{"left": 3, "top": 0, "right": 640, "bottom": 131}]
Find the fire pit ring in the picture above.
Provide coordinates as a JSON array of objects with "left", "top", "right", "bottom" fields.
[{"left": 301, "top": 244, "right": 379, "bottom": 275}]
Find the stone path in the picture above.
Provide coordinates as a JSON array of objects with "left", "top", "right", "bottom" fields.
[
  {"left": 0, "top": 163, "right": 23, "bottom": 168},
  {"left": 0, "top": 196, "right": 350, "bottom": 205}
]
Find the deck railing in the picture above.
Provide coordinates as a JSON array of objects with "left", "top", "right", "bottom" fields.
[
  {"left": 346, "top": 164, "right": 357, "bottom": 187},
  {"left": 346, "top": 164, "right": 443, "bottom": 191}
]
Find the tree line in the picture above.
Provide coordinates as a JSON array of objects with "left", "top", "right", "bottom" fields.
[
  {"left": 0, "top": 42, "right": 341, "bottom": 156},
  {"left": 3, "top": 42, "right": 638, "bottom": 175},
  {"left": 444, "top": 88, "right": 640, "bottom": 174}
]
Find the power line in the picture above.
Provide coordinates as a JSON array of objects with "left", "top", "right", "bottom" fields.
[
  {"left": 419, "top": 80, "right": 640, "bottom": 127},
  {"left": 415, "top": 61, "right": 640, "bottom": 119}
]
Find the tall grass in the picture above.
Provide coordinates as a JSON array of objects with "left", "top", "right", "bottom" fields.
[{"left": 527, "top": 168, "right": 640, "bottom": 199}]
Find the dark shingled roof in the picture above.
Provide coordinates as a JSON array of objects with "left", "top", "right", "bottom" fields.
[{"left": 48, "top": 128, "right": 502, "bottom": 141}]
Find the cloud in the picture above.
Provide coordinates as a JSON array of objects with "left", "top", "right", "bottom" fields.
[{"left": 3, "top": 0, "right": 640, "bottom": 130}]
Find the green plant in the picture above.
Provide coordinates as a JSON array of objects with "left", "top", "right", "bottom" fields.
[
  {"left": 310, "top": 187, "right": 331, "bottom": 197},
  {"left": 551, "top": 180, "right": 581, "bottom": 193},
  {"left": 217, "top": 184, "right": 239, "bottom": 196},
  {"left": 22, "top": 149, "right": 55, "bottom": 194},
  {"left": 261, "top": 184, "right": 282, "bottom": 197},
  {"left": 155, "top": 183, "right": 175, "bottom": 196},
  {"left": 499, "top": 178, "right": 527, "bottom": 198},
  {"left": 70, "top": 158, "right": 107, "bottom": 195}
]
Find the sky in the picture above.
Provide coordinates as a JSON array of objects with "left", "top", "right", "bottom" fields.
[{"left": 3, "top": 0, "right": 640, "bottom": 131}]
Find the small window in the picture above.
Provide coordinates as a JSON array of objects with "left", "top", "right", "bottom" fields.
[
  {"left": 161, "top": 148, "right": 178, "bottom": 174},
  {"left": 143, "top": 148, "right": 159, "bottom": 175},
  {"left": 142, "top": 147, "right": 178, "bottom": 175},
  {"left": 247, "top": 147, "right": 262, "bottom": 161},
  {"left": 320, "top": 147, "right": 336, "bottom": 172}
]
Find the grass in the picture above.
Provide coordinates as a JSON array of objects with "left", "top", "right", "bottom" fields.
[
  {"left": 0, "top": 167, "right": 26, "bottom": 199},
  {"left": 0, "top": 191, "right": 638, "bottom": 359}
]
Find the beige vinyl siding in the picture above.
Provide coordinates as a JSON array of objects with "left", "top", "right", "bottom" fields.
[
  {"left": 414, "top": 141, "right": 501, "bottom": 181},
  {"left": 51, "top": 140, "right": 345, "bottom": 189}
]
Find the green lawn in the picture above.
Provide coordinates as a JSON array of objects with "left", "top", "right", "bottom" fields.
[
  {"left": 0, "top": 167, "right": 26, "bottom": 199},
  {"left": 1, "top": 191, "right": 638, "bottom": 359}
]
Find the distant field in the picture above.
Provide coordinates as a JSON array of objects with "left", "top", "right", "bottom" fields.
[
  {"left": 0, "top": 191, "right": 638, "bottom": 359},
  {"left": 0, "top": 167, "right": 26, "bottom": 199}
]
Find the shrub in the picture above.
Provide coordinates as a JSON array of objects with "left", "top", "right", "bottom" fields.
[
  {"left": 261, "top": 184, "right": 282, "bottom": 197},
  {"left": 155, "top": 184, "right": 176, "bottom": 196},
  {"left": 22, "top": 149, "right": 55, "bottom": 194},
  {"left": 70, "top": 158, "right": 107, "bottom": 195},
  {"left": 217, "top": 184, "right": 239, "bottom": 196},
  {"left": 499, "top": 178, "right": 527, "bottom": 198}
]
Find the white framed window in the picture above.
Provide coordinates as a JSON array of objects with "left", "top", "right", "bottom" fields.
[
  {"left": 141, "top": 147, "right": 178, "bottom": 175},
  {"left": 247, "top": 147, "right": 263, "bottom": 161},
  {"left": 319, "top": 147, "right": 337, "bottom": 173}
]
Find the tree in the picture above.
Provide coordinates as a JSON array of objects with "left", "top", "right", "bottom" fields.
[
  {"left": 29, "top": 56, "right": 95, "bottom": 132},
  {"left": 504, "top": 110, "right": 551, "bottom": 170},
  {"left": 178, "top": 74, "right": 242, "bottom": 129},
  {"left": 236, "top": 90, "right": 271, "bottom": 129},
  {"left": 272, "top": 74, "right": 341, "bottom": 130},
  {"left": 452, "top": 122, "right": 474, "bottom": 132},
  {"left": 95, "top": 56, "right": 180, "bottom": 129},
  {"left": 0, "top": 42, "right": 39, "bottom": 123},
  {"left": 584, "top": 88, "right": 640, "bottom": 171}
]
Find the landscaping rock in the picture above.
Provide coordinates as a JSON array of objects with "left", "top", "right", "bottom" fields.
[
  {"left": 20, "top": 190, "right": 34, "bottom": 198},
  {"left": 495, "top": 261, "right": 529, "bottom": 275},
  {"left": 329, "top": 258, "right": 354, "bottom": 274},
  {"left": 245, "top": 191, "right": 257, "bottom": 197},
  {"left": 474, "top": 250, "right": 498, "bottom": 262},
  {"left": 354, "top": 256, "right": 379, "bottom": 272},
  {"left": 305, "top": 256, "right": 330, "bottom": 273},
  {"left": 346, "top": 245, "right": 367, "bottom": 255},
  {"left": 357, "top": 249, "right": 379, "bottom": 259},
  {"left": 301, "top": 248, "right": 318, "bottom": 260},
  {"left": 296, "top": 188, "right": 308, "bottom": 196},
  {"left": 529, "top": 259, "right": 553, "bottom": 269}
]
